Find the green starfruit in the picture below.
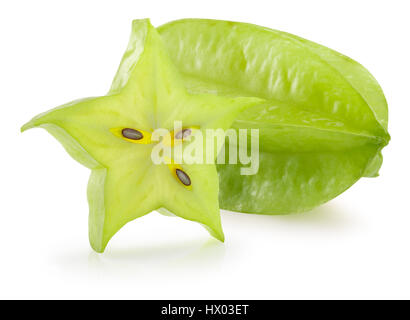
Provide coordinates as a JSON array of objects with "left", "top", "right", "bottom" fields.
[
  {"left": 158, "top": 19, "right": 390, "bottom": 214},
  {"left": 21, "top": 19, "right": 261, "bottom": 252}
]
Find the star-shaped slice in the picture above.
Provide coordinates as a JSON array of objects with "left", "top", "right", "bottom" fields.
[{"left": 21, "top": 19, "right": 261, "bottom": 252}]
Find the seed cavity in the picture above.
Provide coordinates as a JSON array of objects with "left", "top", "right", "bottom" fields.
[
  {"left": 175, "top": 169, "right": 191, "bottom": 186},
  {"left": 122, "top": 128, "right": 143, "bottom": 140},
  {"left": 175, "top": 128, "right": 192, "bottom": 140}
]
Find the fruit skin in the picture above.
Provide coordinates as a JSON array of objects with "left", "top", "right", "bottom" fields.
[
  {"left": 21, "top": 19, "right": 262, "bottom": 252},
  {"left": 158, "top": 19, "right": 390, "bottom": 214}
]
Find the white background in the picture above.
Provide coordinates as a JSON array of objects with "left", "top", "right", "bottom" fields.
[{"left": 1, "top": 0, "right": 409, "bottom": 299}]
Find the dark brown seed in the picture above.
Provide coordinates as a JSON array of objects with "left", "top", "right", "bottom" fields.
[
  {"left": 175, "top": 128, "right": 192, "bottom": 140},
  {"left": 175, "top": 169, "right": 191, "bottom": 186},
  {"left": 122, "top": 128, "right": 143, "bottom": 140}
]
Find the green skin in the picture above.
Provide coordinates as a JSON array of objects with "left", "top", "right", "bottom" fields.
[
  {"left": 21, "top": 19, "right": 261, "bottom": 252},
  {"left": 158, "top": 19, "right": 390, "bottom": 214}
]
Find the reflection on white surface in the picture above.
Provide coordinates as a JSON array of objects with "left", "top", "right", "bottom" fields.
[
  {"left": 53, "top": 203, "right": 351, "bottom": 279},
  {"left": 222, "top": 201, "right": 355, "bottom": 230},
  {"left": 86, "top": 238, "right": 226, "bottom": 273}
]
